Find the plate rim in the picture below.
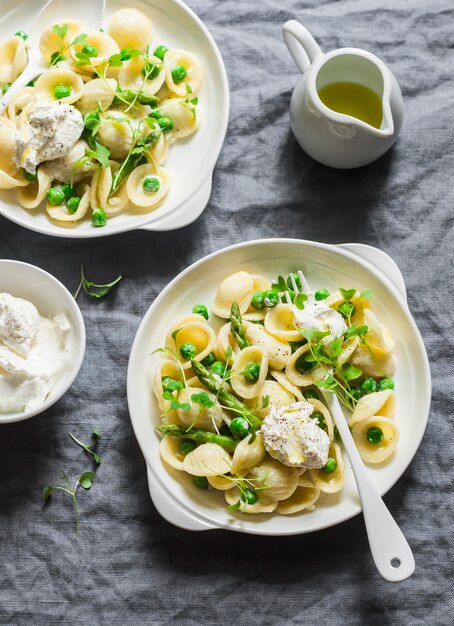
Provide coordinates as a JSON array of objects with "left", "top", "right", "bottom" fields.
[
  {"left": 0, "top": 0, "right": 230, "bottom": 238},
  {"left": 127, "top": 238, "right": 432, "bottom": 535}
]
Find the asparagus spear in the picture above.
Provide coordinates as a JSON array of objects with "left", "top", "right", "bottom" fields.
[
  {"left": 109, "top": 129, "right": 161, "bottom": 197},
  {"left": 230, "top": 301, "right": 249, "bottom": 350},
  {"left": 191, "top": 360, "right": 262, "bottom": 429},
  {"left": 113, "top": 88, "right": 159, "bottom": 107},
  {"left": 156, "top": 424, "right": 238, "bottom": 452}
]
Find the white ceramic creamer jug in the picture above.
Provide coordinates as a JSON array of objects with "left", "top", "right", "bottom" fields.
[{"left": 282, "top": 20, "right": 404, "bottom": 168}]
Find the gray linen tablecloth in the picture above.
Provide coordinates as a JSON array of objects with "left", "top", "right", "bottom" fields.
[{"left": 1, "top": 0, "right": 453, "bottom": 624}]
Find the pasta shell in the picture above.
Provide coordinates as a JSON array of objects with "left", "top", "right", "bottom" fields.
[
  {"left": 77, "top": 78, "right": 117, "bottom": 116},
  {"left": 0, "top": 125, "right": 27, "bottom": 189},
  {"left": 325, "top": 290, "right": 371, "bottom": 324},
  {"left": 119, "top": 55, "right": 165, "bottom": 96},
  {"left": 39, "top": 20, "right": 81, "bottom": 63},
  {"left": 146, "top": 131, "right": 169, "bottom": 166},
  {"left": 245, "top": 380, "right": 295, "bottom": 419},
  {"left": 264, "top": 304, "right": 302, "bottom": 341},
  {"left": 70, "top": 32, "right": 119, "bottom": 69},
  {"left": 0, "top": 36, "right": 27, "bottom": 85},
  {"left": 108, "top": 8, "right": 153, "bottom": 51},
  {"left": 247, "top": 457, "right": 299, "bottom": 501},
  {"left": 243, "top": 274, "right": 272, "bottom": 320},
  {"left": 208, "top": 475, "right": 233, "bottom": 490},
  {"left": 308, "top": 443, "right": 344, "bottom": 493},
  {"left": 269, "top": 370, "right": 304, "bottom": 401},
  {"left": 349, "top": 343, "right": 395, "bottom": 379},
  {"left": 46, "top": 140, "right": 96, "bottom": 183},
  {"left": 35, "top": 68, "right": 84, "bottom": 105},
  {"left": 46, "top": 183, "right": 90, "bottom": 222},
  {"left": 350, "top": 390, "right": 396, "bottom": 426},
  {"left": 16, "top": 166, "right": 51, "bottom": 209},
  {"left": 351, "top": 416, "right": 399, "bottom": 464},
  {"left": 244, "top": 322, "right": 291, "bottom": 370},
  {"left": 126, "top": 162, "right": 169, "bottom": 208},
  {"left": 165, "top": 49, "right": 203, "bottom": 96},
  {"left": 96, "top": 111, "right": 136, "bottom": 158},
  {"left": 160, "top": 435, "right": 185, "bottom": 471},
  {"left": 276, "top": 478, "right": 320, "bottom": 514},
  {"left": 7, "top": 87, "right": 36, "bottom": 124},
  {"left": 213, "top": 322, "right": 241, "bottom": 364},
  {"left": 362, "top": 309, "right": 395, "bottom": 356},
  {"left": 174, "top": 387, "right": 223, "bottom": 432},
  {"left": 160, "top": 98, "right": 199, "bottom": 139},
  {"left": 165, "top": 320, "right": 217, "bottom": 370},
  {"left": 306, "top": 398, "right": 334, "bottom": 442},
  {"left": 231, "top": 432, "right": 266, "bottom": 474},
  {"left": 183, "top": 443, "right": 232, "bottom": 477},
  {"left": 285, "top": 343, "right": 326, "bottom": 387},
  {"left": 225, "top": 488, "right": 277, "bottom": 514},
  {"left": 230, "top": 345, "right": 268, "bottom": 399},
  {"left": 212, "top": 271, "right": 254, "bottom": 318},
  {"left": 90, "top": 161, "right": 129, "bottom": 215},
  {"left": 153, "top": 358, "right": 185, "bottom": 411},
  {"left": 337, "top": 337, "right": 359, "bottom": 365}
]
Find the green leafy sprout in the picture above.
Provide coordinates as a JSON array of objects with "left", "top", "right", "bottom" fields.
[
  {"left": 42, "top": 471, "right": 95, "bottom": 538},
  {"left": 74, "top": 265, "right": 122, "bottom": 300},
  {"left": 69, "top": 431, "right": 102, "bottom": 465}
]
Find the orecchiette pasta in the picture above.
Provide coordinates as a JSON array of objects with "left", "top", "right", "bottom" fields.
[
  {"left": 153, "top": 270, "right": 400, "bottom": 517},
  {"left": 3, "top": 9, "right": 202, "bottom": 227}
]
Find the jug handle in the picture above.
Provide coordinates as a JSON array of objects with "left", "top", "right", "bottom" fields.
[{"left": 282, "top": 20, "right": 323, "bottom": 73}]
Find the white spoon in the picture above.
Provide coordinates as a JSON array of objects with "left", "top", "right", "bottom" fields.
[
  {"left": 0, "top": 0, "right": 106, "bottom": 115},
  {"left": 283, "top": 270, "right": 415, "bottom": 582}
]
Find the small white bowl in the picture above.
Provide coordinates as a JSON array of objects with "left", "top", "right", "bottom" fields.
[{"left": 0, "top": 260, "right": 86, "bottom": 423}]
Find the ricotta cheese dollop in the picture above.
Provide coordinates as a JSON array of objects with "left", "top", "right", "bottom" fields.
[
  {"left": 261, "top": 401, "right": 330, "bottom": 468},
  {"left": 293, "top": 299, "right": 347, "bottom": 341},
  {"left": 14, "top": 102, "right": 84, "bottom": 174},
  {"left": 0, "top": 293, "right": 71, "bottom": 413}
]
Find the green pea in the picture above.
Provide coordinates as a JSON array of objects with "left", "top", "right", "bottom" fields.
[
  {"left": 219, "top": 424, "right": 232, "bottom": 437},
  {"left": 193, "top": 476, "right": 208, "bottom": 489},
  {"left": 22, "top": 169, "right": 37, "bottom": 182},
  {"left": 361, "top": 377, "right": 378, "bottom": 394},
  {"left": 153, "top": 45, "right": 169, "bottom": 60},
  {"left": 310, "top": 411, "right": 326, "bottom": 430},
  {"left": 62, "top": 183, "right": 77, "bottom": 199},
  {"left": 323, "top": 458, "right": 337, "bottom": 474},
  {"left": 230, "top": 416, "right": 250, "bottom": 439},
  {"left": 66, "top": 196, "right": 81, "bottom": 214},
  {"left": 143, "top": 61, "right": 160, "bottom": 79},
  {"left": 378, "top": 377, "right": 395, "bottom": 391},
  {"left": 250, "top": 291, "right": 265, "bottom": 310},
  {"left": 53, "top": 83, "right": 71, "bottom": 100},
  {"left": 287, "top": 272, "right": 302, "bottom": 291},
  {"left": 295, "top": 353, "right": 315, "bottom": 374},
  {"left": 81, "top": 44, "right": 98, "bottom": 58},
  {"left": 179, "top": 342, "right": 197, "bottom": 360},
  {"left": 47, "top": 186, "right": 66, "bottom": 206},
  {"left": 211, "top": 361, "right": 226, "bottom": 376},
  {"left": 366, "top": 426, "right": 384, "bottom": 444},
  {"left": 200, "top": 352, "right": 216, "bottom": 367},
  {"left": 334, "top": 425, "right": 342, "bottom": 443},
  {"left": 50, "top": 52, "right": 65, "bottom": 65},
  {"left": 149, "top": 109, "right": 162, "bottom": 120},
  {"left": 84, "top": 111, "right": 101, "bottom": 132},
  {"left": 240, "top": 487, "right": 257, "bottom": 505},
  {"left": 171, "top": 64, "right": 187, "bottom": 84},
  {"left": 91, "top": 207, "right": 106, "bottom": 227},
  {"left": 2, "top": 82, "right": 11, "bottom": 94},
  {"left": 158, "top": 116, "right": 174, "bottom": 133},
  {"left": 15, "top": 31, "right": 28, "bottom": 40},
  {"left": 263, "top": 290, "right": 279, "bottom": 307},
  {"left": 179, "top": 439, "right": 197, "bottom": 456},
  {"left": 241, "top": 362, "right": 260, "bottom": 383},
  {"left": 303, "top": 389, "right": 319, "bottom": 400},
  {"left": 337, "top": 301, "right": 356, "bottom": 319},
  {"left": 351, "top": 388, "right": 364, "bottom": 402},
  {"left": 192, "top": 304, "right": 209, "bottom": 320},
  {"left": 315, "top": 288, "right": 330, "bottom": 301},
  {"left": 143, "top": 176, "right": 161, "bottom": 193}
]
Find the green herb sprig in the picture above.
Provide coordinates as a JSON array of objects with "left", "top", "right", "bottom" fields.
[
  {"left": 74, "top": 265, "right": 122, "bottom": 300},
  {"left": 42, "top": 471, "right": 95, "bottom": 538},
  {"left": 69, "top": 431, "right": 102, "bottom": 465}
]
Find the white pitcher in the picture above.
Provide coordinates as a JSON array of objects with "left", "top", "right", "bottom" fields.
[{"left": 282, "top": 20, "right": 404, "bottom": 168}]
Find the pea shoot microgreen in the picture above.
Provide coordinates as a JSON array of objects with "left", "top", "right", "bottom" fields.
[
  {"left": 74, "top": 265, "right": 123, "bottom": 300},
  {"left": 50, "top": 25, "right": 88, "bottom": 67},
  {"left": 69, "top": 431, "right": 102, "bottom": 465},
  {"left": 339, "top": 287, "right": 356, "bottom": 302},
  {"left": 294, "top": 293, "right": 308, "bottom": 310},
  {"left": 42, "top": 471, "right": 96, "bottom": 538},
  {"left": 225, "top": 472, "right": 269, "bottom": 512}
]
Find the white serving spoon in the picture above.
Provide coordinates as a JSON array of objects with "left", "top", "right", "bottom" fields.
[
  {"left": 0, "top": 0, "right": 105, "bottom": 115},
  {"left": 282, "top": 270, "right": 415, "bottom": 582}
]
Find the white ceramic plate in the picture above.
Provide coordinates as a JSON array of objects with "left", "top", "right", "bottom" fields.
[
  {"left": 0, "top": 260, "right": 86, "bottom": 423},
  {"left": 0, "top": 0, "right": 229, "bottom": 237},
  {"left": 127, "top": 239, "right": 431, "bottom": 535}
]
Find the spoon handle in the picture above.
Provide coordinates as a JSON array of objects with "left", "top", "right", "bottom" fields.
[
  {"left": 323, "top": 391, "right": 415, "bottom": 582},
  {"left": 0, "top": 63, "right": 41, "bottom": 115}
]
